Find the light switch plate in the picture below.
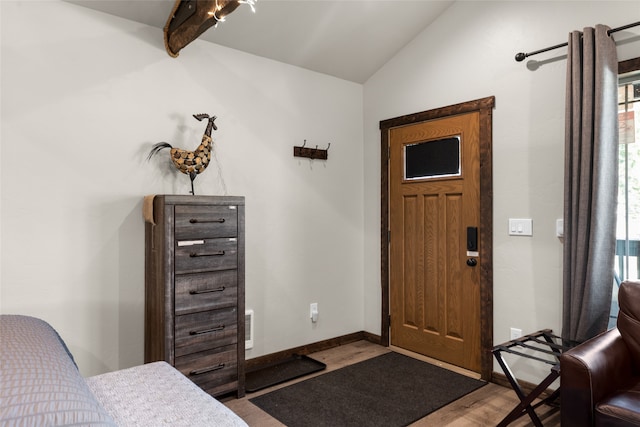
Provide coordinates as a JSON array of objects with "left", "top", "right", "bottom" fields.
[{"left": 508, "top": 218, "right": 533, "bottom": 236}]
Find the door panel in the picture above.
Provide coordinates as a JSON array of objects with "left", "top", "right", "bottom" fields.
[{"left": 389, "top": 112, "right": 481, "bottom": 372}]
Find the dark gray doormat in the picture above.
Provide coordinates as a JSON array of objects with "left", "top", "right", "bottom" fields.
[
  {"left": 249, "top": 352, "right": 486, "bottom": 427},
  {"left": 246, "top": 354, "right": 326, "bottom": 393}
]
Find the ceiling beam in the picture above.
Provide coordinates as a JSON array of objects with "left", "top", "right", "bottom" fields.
[{"left": 164, "top": 0, "right": 241, "bottom": 57}]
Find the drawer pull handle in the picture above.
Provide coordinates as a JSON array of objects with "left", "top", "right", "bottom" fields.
[
  {"left": 190, "top": 286, "right": 226, "bottom": 295},
  {"left": 189, "top": 325, "right": 225, "bottom": 336},
  {"left": 189, "top": 251, "right": 225, "bottom": 258},
  {"left": 189, "top": 218, "right": 226, "bottom": 224},
  {"left": 189, "top": 364, "right": 225, "bottom": 376}
]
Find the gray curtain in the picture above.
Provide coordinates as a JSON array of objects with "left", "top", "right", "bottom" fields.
[{"left": 562, "top": 25, "right": 619, "bottom": 345}]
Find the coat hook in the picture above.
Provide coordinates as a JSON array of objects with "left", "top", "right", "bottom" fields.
[{"left": 292, "top": 139, "right": 329, "bottom": 160}]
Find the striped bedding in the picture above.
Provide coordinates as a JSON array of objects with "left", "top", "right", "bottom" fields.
[
  {"left": 0, "top": 315, "right": 248, "bottom": 427},
  {"left": 0, "top": 315, "right": 116, "bottom": 426}
]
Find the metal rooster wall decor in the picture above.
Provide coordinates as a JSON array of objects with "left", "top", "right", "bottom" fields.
[{"left": 148, "top": 113, "right": 217, "bottom": 195}]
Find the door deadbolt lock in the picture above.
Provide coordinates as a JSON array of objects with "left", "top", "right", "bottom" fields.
[{"left": 466, "top": 258, "right": 477, "bottom": 267}]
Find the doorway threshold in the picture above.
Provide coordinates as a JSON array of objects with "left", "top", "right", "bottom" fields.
[{"left": 389, "top": 345, "right": 481, "bottom": 380}]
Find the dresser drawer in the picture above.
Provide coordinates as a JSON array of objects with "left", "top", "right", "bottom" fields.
[
  {"left": 175, "top": 205, "right": 238, "bottom": 240},
  {"left": 175, "top": 344, "right": 238, "bottom": 396},
  {"left": 175, "top": 271, "right": 238, "bottom": 316},
  {"left": 175, "top": 238, "right": 237, "bottom": 274},
  {"left": 174, "top": 308, "right": 238, "bottom": 357}
]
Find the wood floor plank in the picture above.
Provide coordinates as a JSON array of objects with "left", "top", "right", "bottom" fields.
[{"left": 224, "top": 340, "right": 560, "bottom": 426}]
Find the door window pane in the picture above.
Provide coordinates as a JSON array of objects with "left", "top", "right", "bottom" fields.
[{"left": 404, "top": 136, "right": 461, "bottom": 180}]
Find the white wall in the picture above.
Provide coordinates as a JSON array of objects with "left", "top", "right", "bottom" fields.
[
  {"left": 1, "top": 1, "right": 364, "bottom": 376},
  {"left": 363, "top": 1, "right": 640, "bottom": 383}
]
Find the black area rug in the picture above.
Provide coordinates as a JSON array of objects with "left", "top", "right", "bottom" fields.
[
  {"left": 249, "top": 352, "right": 486, "bottom": 427},
  {"left": 246, "top": 354, "right": 326, "bottom": 393}
]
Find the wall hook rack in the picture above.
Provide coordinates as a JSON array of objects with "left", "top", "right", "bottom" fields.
[{"left": 293, "top": 140, "right": 330, "bottom": 160}]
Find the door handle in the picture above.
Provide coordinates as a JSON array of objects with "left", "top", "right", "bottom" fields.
[{"left": 466, "top": 227, "right": 479, "bottom": 267}]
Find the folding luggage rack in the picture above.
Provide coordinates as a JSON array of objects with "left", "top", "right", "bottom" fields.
[{"left": 492, "top": 329, "right": 568, "bottom": 426}]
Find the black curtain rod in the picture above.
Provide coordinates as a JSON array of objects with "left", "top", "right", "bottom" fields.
[{"left": 515, "top": 21, "right": 640, "bottom": 62}]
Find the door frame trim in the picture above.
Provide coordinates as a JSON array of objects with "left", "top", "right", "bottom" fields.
[{"left": 379, "top": 96, "right": 495, "bottom": 380}]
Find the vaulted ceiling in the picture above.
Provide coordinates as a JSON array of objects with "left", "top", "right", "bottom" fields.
[{"left": 68, "top": 0, "right": 454, "bottom": 83}]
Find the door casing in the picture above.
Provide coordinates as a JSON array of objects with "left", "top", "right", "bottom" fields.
[{"left": 380, "top": 96, "right": 495, "bottom": 380}]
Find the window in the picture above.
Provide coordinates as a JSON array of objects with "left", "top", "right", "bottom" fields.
[
  {"left": 404, "top": 136, "right": 461, "bottom": 180},
  {"left": 610, "top": 65, "right": 640, "bottom": 328}
]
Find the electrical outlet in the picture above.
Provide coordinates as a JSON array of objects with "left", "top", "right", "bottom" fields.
[
  {"left": 510, "top": 327, "right": 522, "bottom": 340},
  {"left": 310, "top": 303, "right": 318, "bottom": 323}
]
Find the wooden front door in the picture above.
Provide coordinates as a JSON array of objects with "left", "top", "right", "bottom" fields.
[{"left": 388, "top": 111, "right": 482, "bottom": 372}]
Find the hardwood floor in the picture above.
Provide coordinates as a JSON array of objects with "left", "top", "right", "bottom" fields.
[{"left": 223, "top": 340, "right": 561, "bottom": 426}]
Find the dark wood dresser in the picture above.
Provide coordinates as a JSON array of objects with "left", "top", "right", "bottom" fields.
[{"left": 144, "top": 195, "right": 245, "bottom": 397}]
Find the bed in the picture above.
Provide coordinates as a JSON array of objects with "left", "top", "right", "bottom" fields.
[{"left": 0, "top": 315, "right": 248, "bottom": 426}]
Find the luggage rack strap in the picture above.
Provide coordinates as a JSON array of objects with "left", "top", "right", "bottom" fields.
[
  {"left": 528, "top": 335, "right": 566, "bottom": 351},
  {"left": 493, "top": 346, "right": 558, "bottom": 365}
]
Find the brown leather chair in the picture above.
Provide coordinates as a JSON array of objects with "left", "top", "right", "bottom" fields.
[{"left": 560, "top": 280, "right": 640, "bottom": 426}]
